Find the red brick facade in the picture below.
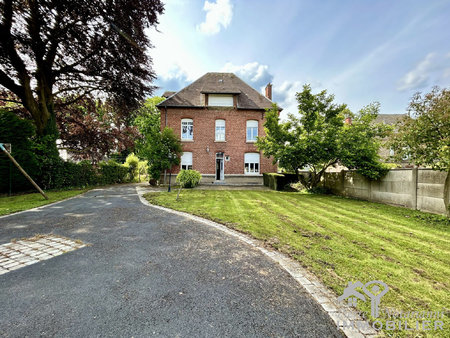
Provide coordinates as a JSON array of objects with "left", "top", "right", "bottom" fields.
[{"left": 161, "top": 107, "right": 277, "bottom": 177}]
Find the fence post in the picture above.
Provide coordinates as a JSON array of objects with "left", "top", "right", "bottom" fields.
[{"left": 411, "top": 167, "right": 418, "bottom": 210}]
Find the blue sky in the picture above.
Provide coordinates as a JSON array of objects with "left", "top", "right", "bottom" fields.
[{"left": 148, "top": 0, "right": 450, "bottom": 119}]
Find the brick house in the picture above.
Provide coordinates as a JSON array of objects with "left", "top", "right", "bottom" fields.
[{"left": 156, "top": 72, "right": 279, "bottom": 184}]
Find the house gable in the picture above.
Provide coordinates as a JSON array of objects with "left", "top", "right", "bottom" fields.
[{"left": 156, "top": 72, "right": 282, "bottom": 111}]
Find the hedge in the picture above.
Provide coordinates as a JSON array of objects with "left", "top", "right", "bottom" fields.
[
  {"left": 0, "top": 110, "right": 39, "bottom": 192},
  {"left": 1, "top": 158, "right": 129, "bottom": 193},
  {"left": 0, "top": 109, "right": 130, "bottom": 193},
  {"left": 263, "top": 172, "right": 299, "bottom": 191}
]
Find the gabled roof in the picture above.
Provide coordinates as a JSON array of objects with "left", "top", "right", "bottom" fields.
[
  {"left": 156, "top": 72, "right": 280, "bottom": 110},
  {"left": 162, "top": 91, "right": 176, "bottom": 98},
  {"left": 375, "top": 114, "right": 406, "bottom": 125}
]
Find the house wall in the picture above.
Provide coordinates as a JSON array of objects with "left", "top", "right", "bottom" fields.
[
  {"left": 321, "top": 168, "right": 449, "bottom": 215},
  {"left": 161, "top": 107, "right": 277, "bottom": 181}
]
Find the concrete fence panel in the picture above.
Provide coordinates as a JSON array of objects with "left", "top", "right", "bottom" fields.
[
  {"left": 417, "top": 169, "right": 448, "bottom": 214},
  {"left": 322, "top": 168, "right": 449, "bottom": 216}
]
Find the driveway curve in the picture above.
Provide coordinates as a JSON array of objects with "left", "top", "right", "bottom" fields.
[{"left": 0, "top": 184, "right": 341, "bottom": 337}]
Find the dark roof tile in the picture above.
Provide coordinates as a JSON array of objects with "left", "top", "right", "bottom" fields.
[
  {"left": 157, "top": 72, "right": 280, "bottom": 110},
  {"left": 375, "top": 114, "right": 406, "bottom": 125}
]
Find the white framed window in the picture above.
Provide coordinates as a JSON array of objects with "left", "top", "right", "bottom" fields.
[
  {"left": 215, "top": 119, "right": 226, "bottom": 141},
  {"left": 181, "top": 118, "right": 193, "bottom": 140},
  {"left": 246, "top": 120, "right": 258, "bottom": 142},
  {"left": 181, "top": 152, "right": 192, "bottom": 170},
  {"left": 244, "top": 153, "right": 260, "bottom": 175},
  {"left": 209, "top": 94, "right": 233, "bottom": 107}
]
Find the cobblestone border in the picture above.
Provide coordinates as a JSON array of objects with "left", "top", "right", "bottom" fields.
[
  {"left": 137, "top": 186, "right": 379, "bottom": 338},
  {"left": 0, "top": 234, "right": 86, "bottom": 275}
]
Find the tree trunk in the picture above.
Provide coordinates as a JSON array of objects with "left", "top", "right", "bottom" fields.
[
  {"left": 33, "top": 102, "right": 61, "bottom": 189},
  {"left": 297, "top": 169, "right": 311, "bottom": 190}
]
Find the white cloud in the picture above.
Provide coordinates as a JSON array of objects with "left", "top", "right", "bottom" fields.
[
  {"left": 273, "top": 81, "right": 303, "bottom": 120},
  {"left": 397, "top": 52, "right": 450, "bottom": 91},
  {"left": 397, "top": 53, "right": 436, "bottom": 91},
  {"left": 221, "top": 62, "right": 318, "bottom": 120},
  {"left": 222, "top": 62, "right": 273, "bottom": 90},
  {"left": 154, "top": 65, "right": 191, "bottom": 94},
  {"left": 197, "top": 0, "right": 233, "bottom": 35}
]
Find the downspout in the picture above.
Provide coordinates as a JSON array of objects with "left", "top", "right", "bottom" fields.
[{"left": 164, "top": 106, "right": 167, "bottom": 127}]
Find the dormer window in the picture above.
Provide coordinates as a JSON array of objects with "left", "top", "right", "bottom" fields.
[{"left": 208, "top": 94, "right": 233, "bottom": 107}]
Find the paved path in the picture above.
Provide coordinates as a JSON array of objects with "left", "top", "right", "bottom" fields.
[{"left": 0, "top": 184, "right": 341, "bottom": 337}]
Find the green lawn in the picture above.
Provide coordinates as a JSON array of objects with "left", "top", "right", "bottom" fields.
[
  {"left": 145, "top": 190, "right": 450, "bottom": 337},
  {"left": 0, "top": 189, "right": 88, "bottom": 216}
]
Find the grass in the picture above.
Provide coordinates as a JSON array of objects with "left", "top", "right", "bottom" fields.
[
  {"left": 145, "top": 190, "right": 450, "bottom": 337},
  {"left": 0, "top": 189, "right": 88, "bottom": 216}
]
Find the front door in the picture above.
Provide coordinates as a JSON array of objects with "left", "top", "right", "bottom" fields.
[{"left": 216, "top": 153, "right": 224, "bottom": 180}]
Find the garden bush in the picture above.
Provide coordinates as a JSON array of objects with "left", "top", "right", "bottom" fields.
[
  {"left": 0, "top": 110, "right": 130, "bottom": 192},
  {"left": 263, "top": 173, "right": 287, "bottom": 191},
  {"left": 0, "top": 110, "right": 40, "bottom": 193},
  {"left": 176, "top": 170, "right": 202, "bottom": 188},
  {"left": 98, "top": 160, "right": 129, "bottom": 184}
]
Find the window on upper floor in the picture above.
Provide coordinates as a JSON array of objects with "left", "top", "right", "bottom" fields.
[
  {"left": 208, "top": 94, "right": 233, "bottom": 107},
  {"left": 181, "top": 152, "right": 193, "bottom": 170},
  {"left": 246, "top": 120, "right": 258, "bottom": 142},
  {"left": 215, "top": 119, "right": 226, "bottom": 141},
  {"left": 244, "top": 153, "right": 260, "bottom": 175},
  {"left": 181, "top": 118, "right": 193, "bottom": 140}
]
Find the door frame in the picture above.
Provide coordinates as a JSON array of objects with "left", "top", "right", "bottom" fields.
[{"left": 216, "top": 152, "right": 224, "bottom": 180}]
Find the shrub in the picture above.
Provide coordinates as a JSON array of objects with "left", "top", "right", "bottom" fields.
[
  {"left": 124, "top": 153, "right": 139, "bottom": 181},
  {"left": 0, "top": 110, "right": 39, "bottom": 193},
  {"left": 98, "top": 160, "right": 129, "bottom": 184},
  {"left": 176, "top": 170, "right": 202, "bottom": 188}
]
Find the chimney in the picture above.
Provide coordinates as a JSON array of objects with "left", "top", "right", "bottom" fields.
[
  {"left": 265, "top": 83, "right": 272, "bottom": 100},
  {"left": 345, "top": 117, "right": 352, "bottom": 125}
]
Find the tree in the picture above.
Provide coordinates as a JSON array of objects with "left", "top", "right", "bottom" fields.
[
  {"left": 134, "top": 97, "right": 183, "bottom": 181},
  {"left": 55, "top": 97, "right": 138, "bottom": 163},
  {"left": 390, "top": 87, "right": 450, "bottom": 215},
  {"left": 257, "top": 85, "right": 388, "bottom": 190},
  {"left": 137, "top": 160, "right": 149, "bottom": 182},
  {"left": 0, "top": 0, "right": 163, "bottom": 138},
  {"left": 124, "top": 152, "right": 139, "bottom": 180},
  {"left": 145, "top": 127, "right": 183, "bottom": 181}
]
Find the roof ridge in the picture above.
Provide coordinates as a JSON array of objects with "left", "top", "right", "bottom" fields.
[
  {"left": 156, "top": 72, "right": 281, "bottom": 110},
  {"left": 230, "top": 73, "right": 275, "bottom": 106},
  {"left": 157, "top": 73, "right": 210, "bottom": 106}
]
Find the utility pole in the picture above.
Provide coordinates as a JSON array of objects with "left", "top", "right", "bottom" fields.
[{"left": 0, "top": 143, "right": 49, "bottom": 200}]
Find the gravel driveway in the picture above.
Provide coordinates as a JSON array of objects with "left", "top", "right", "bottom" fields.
[{"left": 0, "top": 184, "right": 341, "bottom": 337}]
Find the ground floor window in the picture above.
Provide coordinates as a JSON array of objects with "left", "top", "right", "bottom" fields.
[
  {"left": 244, "top": 153, "right": 260, "bottom": 174},
  {"left": 181, "top": 152, "right": 192, "bottom": 170}
]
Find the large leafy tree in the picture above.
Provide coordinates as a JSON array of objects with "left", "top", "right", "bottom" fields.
[
  {"left": 55, "top": 97, "right": 139, "bottom": 163},
  {"left": 390, "top": 87, "right": 449, "bottom": 170},
  {"left": 134, "top": 97, "right": 183, "bottom": 181},
  {"left": 0, "top": 0, "right": 164, "bottom": 138},
  {"left": 390, "top": 87, "right": 450, "bottom": 215},
  {"left": 257, "top": 85, "right": 388, "bottom": 190}
]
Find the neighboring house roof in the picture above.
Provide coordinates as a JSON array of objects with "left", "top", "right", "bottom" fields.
[
  {"left": 162, "top": 91, "right": 176, "bottom": 98},
  {"left": 375, "top": 114, "right": 406, "bottom": 125},
  {"left": 157, "top": 72, "right": 281, "bottom": 110}
]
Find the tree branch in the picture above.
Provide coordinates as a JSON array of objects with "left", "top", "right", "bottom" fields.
[{"left": 0, "top": 69, "right": 24, "bottom": 97}]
